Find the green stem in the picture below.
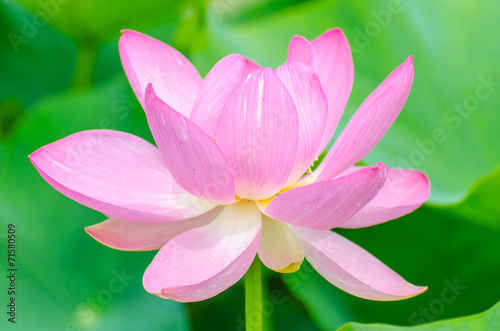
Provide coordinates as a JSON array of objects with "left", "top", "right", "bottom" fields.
[{"left": 245, "top": 257, "right": 263, "bottom": 331}]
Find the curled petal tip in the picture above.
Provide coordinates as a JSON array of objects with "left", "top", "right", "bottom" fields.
[
  {"left": 273, "top": 257, "right": 304, "bottom": 273},
  {"left": 375, "top": 284, "right": 428, "bottom": 301},
  {"left": 375, "top": 162, "right": 389, "bottom": 172},
  {"left": 144, "top": 83, "right": 157, "bottom": 105},
  {"left": 404, "top": 285, "right": 428, "bottom": 300},
  {"left": 371, "top": 162, "right": 389, "bottom": 178},
  {"left": 145, "top": 82, "right": 154, "bottom": 94}
]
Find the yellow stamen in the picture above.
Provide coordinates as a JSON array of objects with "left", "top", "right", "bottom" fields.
[{"left": 255, "top": 197, "right": 274, "bottom": 213}]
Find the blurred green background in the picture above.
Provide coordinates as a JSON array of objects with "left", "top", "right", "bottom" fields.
[{"left": 1, "top": 0, "right": 500, "bottom": 330}]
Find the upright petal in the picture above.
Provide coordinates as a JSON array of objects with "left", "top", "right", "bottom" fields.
[
  {"left": 29, "top": 130, "right": 215, "bottom": 222},
  {"left": 292, "top": 226, "right": 427, "bottom": 301},
  {"left": 85, "top": 207, "right": 223, "bottom": 251},
  {"left": 258, "top": 216, "right": 304, "bottom": 273},
  {"left": 119, "top": 30, "right": 202, "bottom": 117},
  {"left": 143, "top": 200, "right": 261, "bottom": 302},
  {"left": 316, "top": 57, "right": 414, "bottom": 181},
  {"left": 276, "top": 62, "right": 328, "bottom": 186},
  {"left": 310, "top": 28, "right": 354, "bottom": 153},
  {"left": 341, "top": 168, "right": 430, "bottom": 228},
  {"left": 264, "top": 164, "right": 388, "bottom": 230},
  {"left": 216, "top": 67, "right": 299, "bottom": 200},
  {"left": 190, "top": 54, "right": 246, "bottom": 137},
  {"left": 144, "top": 84, "right": 235, "bottom": 205},
  {"left": 287, "top": 35, "right": 314, "bottom": 66}
]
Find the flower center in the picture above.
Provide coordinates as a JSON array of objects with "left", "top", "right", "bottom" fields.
[{"left": 254, "top": 174, "right": 316, "bottom": 212}]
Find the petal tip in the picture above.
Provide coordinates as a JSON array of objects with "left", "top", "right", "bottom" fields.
[
  {"left": 83, "top": 224, "right": 112, "bottom": 248},
  {"left": 392, "top": 284, "right": 428, "bottom": 301},
  {"left": 160, "top": 288, "right": 176, "bottom": 301},
  {"left": 144, "top": 83, "right": 157, "bottom": 105},
  {"left": 405, "top": 57, "right": 414, "bottom": 77},
  {"left": 84, "top": 225, "right": 98, "bottom": 238},
  {"left": 119, "top": 29, "right": 140, "bottom": 46},
  {"left": 225, "top": 53, "right": 246, "bottom": 62},
  {"left": 374, "top": 162, "right": 389, "bottom": 176},
  {"left": 145, "top": 82, "right": 154, "bottom": 93},
  {"left": 405, "top": 285, "right": 428, "bottom": 299},
  {"left": 322, "top": 27, "right": 347, "bottom": 41},
  {"left": 273, "top": 257, "right": 304, "bottom": 273},
  {"left": 403, "top": 56, "right": 415, "bottom": 73},
  {"left": 145, "top": 286, "right": 173, "bottom": 300},
  {"left": 120, "top": 29, "right": 134, "bottom": 35},
  {"left": 373, "top": 285, "right": 428, "bottom": 302},
  {"left": 290, "top": 35, "right": 308, "bottom": 42}
]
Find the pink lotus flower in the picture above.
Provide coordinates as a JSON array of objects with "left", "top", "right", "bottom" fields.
[{"left": 29, "top": 28, "right": 430, "bottom": 302}]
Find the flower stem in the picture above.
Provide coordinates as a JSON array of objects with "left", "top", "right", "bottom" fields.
[{"left": 245, "top": 257, "right": 263, "bottom": 331}]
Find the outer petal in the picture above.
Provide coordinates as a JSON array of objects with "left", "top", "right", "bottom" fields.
[
  {"left": 29, "top": 130, "right": 215, "bottom": 222},
  {"left": 119, "top": 30, "right": 202, "bottom": 117},
  {"left": 264, "top": 163, "right": 388, "bottom": 230},
  {"left": 292, "top": 226, "right": 427, "bottom": 301},
  {"left": 309, "top": 28, "right": 354, "bottom": 154},
  {"left": 216, "top": 67, "right": 299, "bottom": 200},
  {"left": 316, "top": 57, "right": 414, "bottom": 181},
  {"left": 258, "top": 216, "right": 304, "bottom": 273},
  {"left": 276, "top": 62, "right": 328, "bottom": 187},
  {"left": 143, "top": 200, "right": 261, "bottom": 302},
  {"left": 85, "top": 207, "right": 223, "bottom": 251},
  {"left": 341, "top": 168, "right": 430, "bottom": 228},
  {"left": 190, "top": 54, "right": 246, "bottom": 137},
  {"left": 145, "top": 84, "right": 235, "bottom": 205}
]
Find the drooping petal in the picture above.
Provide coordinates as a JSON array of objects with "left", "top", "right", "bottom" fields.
[
  {"left": 341, "top": 168, "right": 430, "bottom": 228},
  {"left": 264, "top": 163, "right": 388, "bottom": 230},
  {"left": 316, "top": 57, "right": 414, "bottom": 181},
  {"left": 29, "top": 130, "right": 215, "bottom": 222},
  {"left": 292, "top": 226, "right": 427, "bottom": 301},
  {"left": 310, "top": 28, "right": 354, "bottom": 154},
  {"left": 143, "top": 200, "right": 261, "bottom": 302},
  {"left": 119, "top": 30, "right": 202, "bottom": 117},
  {"left": 144, "top": 84, "right": 235, "bottom": 205},
  {"left": 287, "top": 35, "right": 314, "bottom": 66},
  {"left": 216, "top": 67, "right": 299, "bottom": 200},
  {"left": 85, "top": 207, "right": 223, "bottom": 251},
  {"left": 276, "top": 62, "right": 328, "bottom": 186},
  {"left": 190, "top": 54, "right": 246, "bottom": 137},
  {"left": 258, "top": 216, "right": 304, "bottom": 273}
]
